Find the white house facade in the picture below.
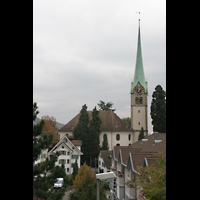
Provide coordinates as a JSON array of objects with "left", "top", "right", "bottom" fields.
[{"left": 48, "top": 135, "right": 83, "bottom": 175}]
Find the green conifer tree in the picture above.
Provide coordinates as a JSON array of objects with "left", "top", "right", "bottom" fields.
[
  {"left": 101, "top": 134, "right": 109, "bottom": 150},
  {"left": 150, "top": 85, "right": 166, "bottom": 133},
  {"left": 88, "top": 106, "right": 102, "bottom": 166},
  {"left": 138, "top": 127, "right": 145, "bottom": 141},
  {"left": 72, "top": 159, "right": 78, "bottom": 180},
  {"left": 73, "top": 104, "right": 89, "bottom": 164}
]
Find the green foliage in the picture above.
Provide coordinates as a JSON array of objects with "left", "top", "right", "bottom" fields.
[
  {"left": 72, "top": 163, "right": 106, "bottom": 200},
  {"left": 122, "top": 117, "right": 131, "bottom": 122},
  {"left": 88, "top": 106, "right": 102, "bottom": 165},
  {"left": 97, "top": 100, "right": 116, "bottom": 111},
  {"left": 138, "top": 127, "right": 145, "bottom": 141},
  {"left": 73, "top": 105, "right": 102, "bottom": 166},
  {"left": 72, "top": 159, "right": 78, "bottom": 180},
  {"left": 73, "top": 104, "right": 90, "bottom": 164},
  {"left": 138, "top": 150, "right": 166, "bottom": 200},
  {"left": 101, "top": 133, "right": 109, "bottom": 150},
  {"left": 150, "top": 85, "right": 166, "bottom": 133},
  {"left": 33, "top": 102, "right": 67, "bottom": 200}
]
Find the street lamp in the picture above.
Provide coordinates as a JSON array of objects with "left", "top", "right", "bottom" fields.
[{"left": 96, "top": 172, "right": 116, "bottom": 200}]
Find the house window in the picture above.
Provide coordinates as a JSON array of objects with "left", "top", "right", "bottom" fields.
[
  {"left": 138, "top": 122, "right": 140, "bottom": 125},
  {"left": 59, "top": 151, "right": 66, "bottom": 155},
  {"left": 71, "top": 163, "right": 74, "bottom": 168},
  {"left": 128, "top": 134, "right": 131, "bottom": 141},
  {"left": 67, "top": 151, "right": 70, "bottom": 155},
  {"left": 67, "top": 168, "right": 69, "bottom": 172},
  {"left": 59, "top": 159, "right": 66, "bottom": 164},
  {"left": 67, "top": 159, "right": 69, "bottom": 164},
  {"left": 116, "top": 134, "right": 120, "bottom": 141},
  {"left": 62, "top": 146, "right": 64, "bottom": 148},
  {"left": 72, "top": 155, "right": 78, "bottom": 159},
  {"left": 102, "top": 162, "right": 104, "bottom": 167},
  {"left": 138, "top": 110, "right": 140, "bottom": 113}
]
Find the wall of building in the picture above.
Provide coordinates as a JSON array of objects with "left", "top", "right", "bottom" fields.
[{"left": 100, "top": 131, "right": 133, "bottom": 150}]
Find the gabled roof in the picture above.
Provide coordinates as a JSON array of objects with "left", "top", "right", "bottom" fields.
[
  {"left": 48, "top": 135, "right": 83, "bottom": 155},
  {"left": 59, "top": 110, "right": 132, "bottom": 132},
  {"left": 110, "top": 133, "right": 166, "bottom": 174}
]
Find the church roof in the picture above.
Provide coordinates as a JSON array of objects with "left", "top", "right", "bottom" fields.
[
  {"left": 59, "top": 110, "right": 132, "bottom": 132},
  {"left": 131, "top": 21, "right": 147, "bottom": 93}
]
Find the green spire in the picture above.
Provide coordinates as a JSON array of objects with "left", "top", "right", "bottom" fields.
[{"left": 131, "top": 21, "right": 147, "bottom": 93}]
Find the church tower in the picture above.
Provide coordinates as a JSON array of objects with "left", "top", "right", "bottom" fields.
[{"left": 131, "top": 18, "right": 148, "bottom": 141}]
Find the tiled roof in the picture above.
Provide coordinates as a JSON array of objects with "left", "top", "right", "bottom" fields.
[
  {"left": 71, "top": 140, "right": 82, "bottom": 146},
  {"left": 59, "top": 110, "right": 132, "bottom": 132},
  {"left": 100, "top": 150, "right": 112, "bottom": 169}
]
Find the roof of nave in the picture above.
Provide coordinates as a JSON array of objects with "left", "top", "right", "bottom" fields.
[{"left": 59, "top": 110, "right": 132, "bottom": 132}]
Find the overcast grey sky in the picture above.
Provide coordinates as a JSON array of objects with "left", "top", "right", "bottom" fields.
[{"left": 33, "top": 0, "right": 166, "bottom": 132}]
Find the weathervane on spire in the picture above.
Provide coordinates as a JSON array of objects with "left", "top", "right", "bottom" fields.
[{"left": 136, "top": 11, "right": 140, "bottom": 21}]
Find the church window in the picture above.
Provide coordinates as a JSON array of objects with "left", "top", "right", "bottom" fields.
[
  {"left": 135, "top": 97, "right": 139, "bottom": 104},
  {"left": 139, "top": 97, "right": 143, "bottom": 104},
  {"left": 128, "top": 134, "right": 131, "bottom": 141},
  {"left": 116, "top": 134, "right": 120, "bottom": 141}
]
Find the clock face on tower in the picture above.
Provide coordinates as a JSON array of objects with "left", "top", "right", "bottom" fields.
[{"left": 133, "top": 85, "right": 144, "bottom": 96}]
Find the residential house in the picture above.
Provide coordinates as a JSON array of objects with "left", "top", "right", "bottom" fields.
[
  {"left": 109, "top": 132, "right": 166, "bottom": 200},
  {"left": 98, "top": 150, "right": 112, "bottom": 173},
  {"left": 48, "top": 135, "right": 83, "bottom": 175}
]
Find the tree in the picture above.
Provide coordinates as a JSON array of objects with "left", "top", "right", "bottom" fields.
[
  {"left": 71, "top": 162, "right": 106, "bottom": 200},
  {"left": 40, "top": 115, "right": 59, "bottom": 145},
  {"left": 88, "top": 106, "right": 102, "bottom": 166},
  {"left": 101, "top": 133, "right": 109, "bottom": 150},
  {"left": 150, "top": 85, "right": 166, "bottom": 133},
  {"left": 97, "top": 100, "right": 116, "bottom": 111},
  {"left": 138, "top": 151, "right": 166, "bottom": 200},
  {"left": 138, "top": 127, "right": 145, "bottom": 141},
  {"left": 73, "top": 104, "right": 90, "bottom": 164},
  {"left": 33, "top": 103, "right": 67, "bottom": 200},
  {"left": 72, "top": 159, "right": 78, "bottom": 180}
]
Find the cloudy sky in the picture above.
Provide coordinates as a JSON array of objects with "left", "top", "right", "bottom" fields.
[{"left": 33, "top": 0, "right": 166, "bottom": 132}]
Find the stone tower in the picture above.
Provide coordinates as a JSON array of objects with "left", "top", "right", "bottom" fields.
[{"left": 130, "top": 19, "right": 148, "bottom": 142}]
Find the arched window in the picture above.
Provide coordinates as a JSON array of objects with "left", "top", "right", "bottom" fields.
[
  {"left": 116, "top": 134, "right": 120, "bottom": 141},
  {"left": 135, "top": 97, "right": 139, "bottom": 104},
  {"left": 116, "top": 143, "right": 120, "bottom": 146},
  {"left": 103, "top": 133, "right": 107, "bottom": 140},
  {"left": 139, "top": 97, "right": 143, "bottom": 104}
]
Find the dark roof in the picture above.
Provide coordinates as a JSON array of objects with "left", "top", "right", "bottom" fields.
[
  {"left": 59, "top": 110, "right": 132, "bottom": 132},
  {"left": 71, "top": 140, "right": 82, "bottom": 146},
  {"left": 100, "top": 150, "right": 112, "bottom": 169},
  {"left": 130, "top": 133, "right": 166, "bottom": 153},
  {"left": 112, "top": 133, "right": 166, "bottom": 171}
]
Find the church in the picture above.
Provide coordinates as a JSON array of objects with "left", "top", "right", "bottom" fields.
[{"left": 58, "top": 20, "right": 148, "bottom": 150}]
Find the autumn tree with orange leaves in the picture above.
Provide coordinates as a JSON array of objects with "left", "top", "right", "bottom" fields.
[
  {"left": 37, "top": 115, "right": 59, "bottom": 146},
  {"left": 70, "top": 162, "right": 106, "bottom": 200}
]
